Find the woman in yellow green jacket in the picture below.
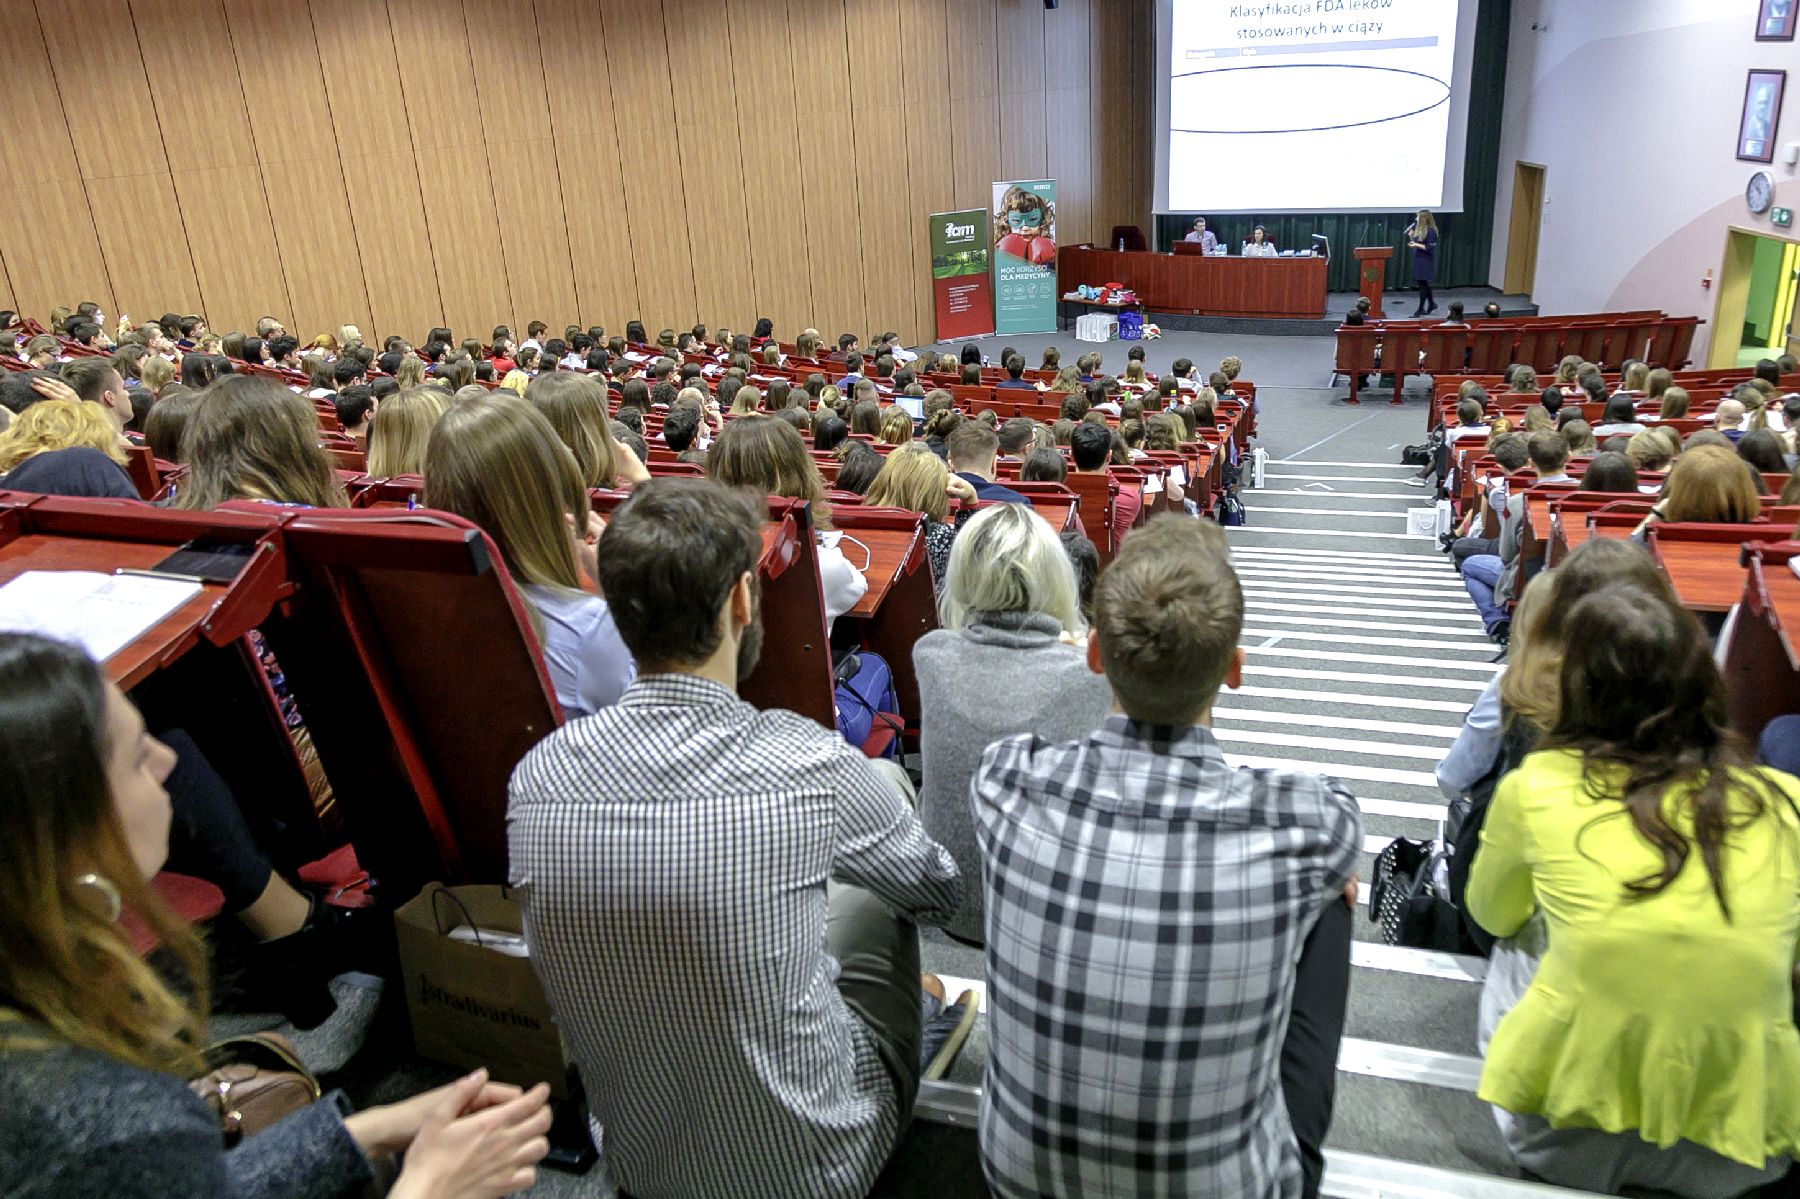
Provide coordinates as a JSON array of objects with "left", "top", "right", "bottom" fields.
[{"left": 1469, "top": 579, "right": 1800, "bottom": 1198}]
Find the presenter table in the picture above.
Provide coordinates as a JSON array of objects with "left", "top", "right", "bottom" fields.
[{"left": 1057, "top": 246, "right": 1328, "bottom": 319}]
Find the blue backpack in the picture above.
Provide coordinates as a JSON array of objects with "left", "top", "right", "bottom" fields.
[{"left": 834, "top": 649, "right": 902, "bottom": 759}]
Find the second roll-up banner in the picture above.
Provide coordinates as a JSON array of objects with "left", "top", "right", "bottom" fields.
[{"left": 991, "top": 179, "right": 1058, "bottom": 336}]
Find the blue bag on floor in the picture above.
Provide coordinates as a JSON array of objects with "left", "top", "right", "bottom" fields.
[
  {"left": 1117, "top": 310, "right": 1144, "bottom": 340},
  {"left": 834, "top": 649, "right": 901, "bottom": 759}
]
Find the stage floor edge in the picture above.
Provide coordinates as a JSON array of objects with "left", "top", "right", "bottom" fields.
[{"left": 1056, "top": 289, "right": 1539, "bottom": 338}]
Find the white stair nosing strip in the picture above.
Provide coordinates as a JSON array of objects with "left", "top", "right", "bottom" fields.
[
  {"left": 1361, "top": 796, "right": 1454, "bottom": 821},
  {"left": 1240, "top": 584, "right": 1479, "bottom": 610},
  {"left": 1273, "top": 460, "right": 1419, "bottom": 469},
  {"left": 1352, "top": 940, "right": 1489, "bottom": 982},
  {"left": 1216, "top": 709, "right": 1460, "bottom": 740},
  {"left": 1246, "top": 599, "right": 1488, "bottom": 625},
  {"left": 1323, "top": 1149, "right": 1616, "bottom": 1199},
  {"left": 1224, "top": 754, "right": 1442, "bottom": 790},
  {"left": 1255, "top": 489, "right": 1430, "bottom": 500},
  {"left": 1244, "top": 625, "right": 1496, "bottom": 649},
  {"left": 1228, "top": 685, "right": 1475, "bottom": 713},
  {"left": 1245, "top": 612, "right": 1497, "bottom": 640},
  {"left": 1213, "top": 729, "right": 1448, "bottom": 762},
  {"left": 1264, "top": 472, "right": 1431, "bottom": 484},
  {"left": 1246, "top": 646, "right": 1500, "bottom": 673},
  {"left": 1232, "top": 567, "right": 1471, "bottom": 589},
  {"left": 1228, "top": 526, "right": 1441, "bottom": 541},
  {"left": 1241, "top": 507, "right": 1411, "bottom": 519},
  {"left": 1232, "top": 557, "right": 1468, "bottom": 577},
  {"left": 1245, "top": 666, "right": 1490, "bottom": 692},
  {"left": 1231, "top": 544, "right": 1464, "bottom": 563},
  {"left": 1337, "top": 1036, "right": 1484, "bottom": 1092}
]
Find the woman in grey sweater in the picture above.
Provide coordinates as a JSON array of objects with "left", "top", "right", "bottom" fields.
[
  {"left": 0, "top": 633, "right": 552, "bottom": 1199},
  {"left": 913, "top": 505, "right": 1113, "bottom": 943}
]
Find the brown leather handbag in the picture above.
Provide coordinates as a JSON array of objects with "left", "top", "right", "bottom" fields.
[{"left": 189, "top": 1032, "right": 321, "bottom": 1146}]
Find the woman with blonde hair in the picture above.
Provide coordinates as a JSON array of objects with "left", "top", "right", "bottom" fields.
[
  {"left": 1554, "top": 355, "right": 1582, "bottom": 387},
  {"left": 1645, "top": 367, "right": 1674, "bottom": 407},
  {"left": 138, "top": 353, "right": 175, "bottom": 396},
  {"left": 1520, "top": 405, "right": 1555, "bottom": 433},
  {"left": 708, "top": 415, "right": 867, "bottom": 631},
  {"left": 523, "top": 372, "right": 647, "bottom": 491},
  {"left": 424, "top": 396, "right": 633, "bottom": 718},
  {"left": 864, "top": 441, "right": 977, "bottom": 584},
  {"left": 365, "top": 386, "right": 448, "bottom": 478},
  {"left": 175, "top": 376, "right": 347, "bottom": 510},
  {"left": 729, "top": 384, "right": 761, "bottom": 416},
  {"left": 499, "top": 369, "right": 530, "bottom": 395},
  {"left": 0, "top": 633, "right": 554, "bottom": 1197},
  {"left": 0, "top": 400, "right": 135, "bottom": 499},
  {"left": 1560, "top": 418, "right": 1597, "bottom": 455},
  {"left": 911, "top": 503, "right": 1111, "bottom": 943},
  {"left": 816, "top": 383, "right": 842, "bottom": 414},
  {"left": 1658, "top": 385, "right": 1690, "bottom": 420},
  {"left": 1038, "top": 364, "right": 1081, "bottom": 395},
  {"left": 1625, "top": 429, "right": 1673, "bottom": 473},
  {"left": 878, "top": 405, "right": 914, "bottom": 447},
  {"left": 1121, "top": 360, "right": 1150, "bottom": 391},
  {"left": 1635, "top": 444, "right": 1764, "bottom": 536},
  {"left": 393, "top": 353, "right": 426, "bottom": 389},
  {"left": 1617, "top": 361, "right": 1650, "bottom": 394}
]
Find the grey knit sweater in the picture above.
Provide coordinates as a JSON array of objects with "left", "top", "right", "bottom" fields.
[
  {"left": 0, "top": 1036, "right": 373, "bottom": 1198},
  {"left": 913, "top": 612, "right": 1114, "bottom": 942}
]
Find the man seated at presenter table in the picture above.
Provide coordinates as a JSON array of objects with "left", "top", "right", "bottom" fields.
[
  {"left": 1241, "top": 225, "right": 1278, "bottom": 257},
  {"left": 1182, "top": 216, "right": 1219, "bottom": 254}
]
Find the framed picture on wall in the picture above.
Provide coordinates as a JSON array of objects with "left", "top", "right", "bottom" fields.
[
  {"left": 1757, "top": 0, "right": 1796, "bottom": 41},
  {"left": 1738, "top": 70, "right": 1786, "bottom": 162}
]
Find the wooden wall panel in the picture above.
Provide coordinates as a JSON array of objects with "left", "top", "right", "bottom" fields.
[
  {"left": 85, "top": 172, "right": 203, "bottom": 324},
  {"left": 172, "top": 166, "right": 291, "bottom": 335},
  {"left": 39, "top": 0, "right": 167, "bottom": 180},
  {"left": 339, "top": 151, "right": 443, "bottom": 341},
  {"left": 0, "top": 11, "right": 85, "bottom": 183},
  {"left": 130, "top": 0, "right": 257, "bottom": 175},
  {"left": 411, "top": 145, "right": 512, "bottom": 337},
  {"left": 0, "top": 181, "right": 115, "bottom": 321},
  {"left": 728, "top": 0, "right": 815, "bottom": 336},
  {"left": 0, "top": 0, "right": 1146, "bottom": 346},
  {"left": 313, "top": 0, "right": 416, "bottom": 156},
  {"left": 261, "top": 166, "right": 375, "bottom": 342},
  {"left": 535, "top": 0, "right": 640, "bottom": 332}
]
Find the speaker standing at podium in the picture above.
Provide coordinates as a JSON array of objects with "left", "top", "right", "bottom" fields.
[{"left": 1407, "top": 210, "right": 1439, "bottom": 316}]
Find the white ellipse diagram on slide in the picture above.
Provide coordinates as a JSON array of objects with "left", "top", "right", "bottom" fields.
[{"left": 1171, "top": 63, "right": 1450, "bottom": 136}]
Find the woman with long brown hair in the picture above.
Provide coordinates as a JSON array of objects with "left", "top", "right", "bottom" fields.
[
  {"left": 1634, "top": 443, "right": 1763, "bottom": 537},
  {"left": 1467, "top": 577, "right": 1800, "bottom": 1196},
  {"left": 523, "top": 372, "right": 647, "bottom": 491},
  {"left": 708, "top": 415, "right": 867, "bottom": 630},
  {"left": 424, "top": 396, "right": 633, "bottom": 718},
  {"left": 364, "top": 386, "right": 447, "bottom": 479},
  {"left": 175, "top": 376, "right": 347, "bottom": 510},
  {"left": 0, "top": 633, "right": 552, "bottom": 1198}
]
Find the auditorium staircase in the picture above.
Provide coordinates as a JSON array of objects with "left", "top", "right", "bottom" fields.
[{"left": 892, "top": 456, "right": 1612, "bottom": 1199}]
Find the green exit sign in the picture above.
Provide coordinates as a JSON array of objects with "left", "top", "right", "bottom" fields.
[{"left": 1775, "top": 206, "right": 1795, "bottom": 228}]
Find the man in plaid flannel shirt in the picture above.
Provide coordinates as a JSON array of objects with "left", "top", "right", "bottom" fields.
[{"left": 973, "top": 515, "right": 1363, "bottom": 1199}]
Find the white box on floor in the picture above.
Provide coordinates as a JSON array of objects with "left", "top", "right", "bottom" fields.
[
  {"left": 1405, "top": 508, "right": 1439, "bottom": 539},
  {"left": 1074, "top": 313, "right": 1118, "bottom": 342}
]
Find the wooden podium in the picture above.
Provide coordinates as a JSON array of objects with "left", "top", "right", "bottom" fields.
[{"left": 1354, "top": 247, "right": 1393, "bottom": 319}]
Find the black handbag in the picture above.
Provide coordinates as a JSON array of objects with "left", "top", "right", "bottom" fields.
[{"left": 1368, "top": 837, "right": 1461, "bottom": 950}]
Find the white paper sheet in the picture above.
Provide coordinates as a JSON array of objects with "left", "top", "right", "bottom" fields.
[{"left": 0, "top": 570, "right": 204, "bottom": 662}]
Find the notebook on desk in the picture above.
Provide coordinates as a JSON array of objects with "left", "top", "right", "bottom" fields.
[{"left": 0, "top": 570, "right": 203, "bottom": 663}]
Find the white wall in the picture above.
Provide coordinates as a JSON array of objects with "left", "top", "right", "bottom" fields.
[{"left": 1490, "top": 0, "right": 1800, "bottom": 363}]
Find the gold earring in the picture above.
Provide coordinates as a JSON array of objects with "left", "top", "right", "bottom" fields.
[{"left": 75, "top": 873, "right": 122, "bottom": 922}]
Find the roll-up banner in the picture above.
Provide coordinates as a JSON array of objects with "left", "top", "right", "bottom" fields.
[
  {"left": 990, "top": 179, "right": 1057, "bottom": 335},
  {"left": 929, "top": 209, "right": 995, "bottom": 341}
]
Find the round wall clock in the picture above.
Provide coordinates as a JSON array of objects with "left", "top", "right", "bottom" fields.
[{"left": 1748, "top": 170, "right": 1776, "bottom": 215}]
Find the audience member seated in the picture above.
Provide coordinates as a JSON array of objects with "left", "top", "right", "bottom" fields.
[
  {"left": 913, "top": 505, "right": 1109, "bottom": 946},
  {"left": 1445, "top": 434, "right": 1529, "bottom": 564},
  {"left": 1738, "top": 428, "right": 1789, "bottom": 474},
  {"left": 523, "top": 372, "right": 649, "bottom": 491},
  {"left": 1019, "top": 446, "right": 1066, "bottom": 483},
  {"left": 973, "top": 516, "right": 1360, "bottom": 1199},
  {"left": 865, "top": 443, "right": 978, "bottom": 585},
  {"left": 836, "top": 442, "right": 883, "bottom": 495},
  {"left": 365, "top": 386, "right": 447, "bottom": 478},
  {"left": 423, "top": 396, "right": 633, "bottom": 719},
  {"left": 1070, "top": 422, "right": 1137, "bottom": 547},
  {"left": 0, "top": 399, "right": 136, "bottom": 499},
  {"left": 1468, "top": 579, "right": 1800, "bottom": 1197},
  {"left": 333, "top": 385, "right": 376, "bottom": 449},
  {"left": 174, "top": 376, "right": 347, "bottom": 511},
  {"left": 508, "top": 479, "right": 961, "bottom": 1199},
  {"left": 946, "top": 422, "right": 1028, "bottom": 505},
  {"left": 1437, "top": 541, "right": 1673, "bottom": 953},
  {"left": 1634, "top": 445, "right": 1763, "bottom": 539},
  {"left": 708, "top": 415, "right": 868, "bottom": 630},
  {"left": 0, "top": 633, "right": 553, "bottom": 1199}
]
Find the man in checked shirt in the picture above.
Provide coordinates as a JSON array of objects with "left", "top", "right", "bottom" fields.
[
  {"left": 973, "top": 515, "right": 1363, "bottom": 1199},
  {"left": 509, "top": 479, "right": 962, "bottom": 1199}
]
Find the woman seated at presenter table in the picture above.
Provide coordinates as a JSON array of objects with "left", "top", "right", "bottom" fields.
[{"left": 1241, "top": 225, "right": 1277, "bottom": 257}]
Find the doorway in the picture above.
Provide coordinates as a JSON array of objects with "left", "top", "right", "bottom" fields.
[
  {"left": 1503, "top": 163, "right": 1545, "bottom": 297},
  {"left": 1708, "top": 226, "right": 1800, "bottom": 369}
]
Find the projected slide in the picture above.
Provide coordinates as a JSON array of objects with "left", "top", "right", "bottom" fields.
[{"left": 1168, "top": 0, "right": 1461, "bottom": 212}]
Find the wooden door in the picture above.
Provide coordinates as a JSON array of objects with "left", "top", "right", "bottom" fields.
[{"left": 1504, "top": 163, "right": 1545, "bottom": 297}]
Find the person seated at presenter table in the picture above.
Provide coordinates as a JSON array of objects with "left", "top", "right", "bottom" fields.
[
  {"left": 1182, "top": 217, "right": 1219, "bottom": 254},
  {"left": 1241, "top": 225, "right": 1277, "bottom": 257}
]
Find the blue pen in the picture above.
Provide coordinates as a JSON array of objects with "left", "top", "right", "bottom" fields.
[{"left": 407, "top": 494, "right": 418, "bottom": 510}]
